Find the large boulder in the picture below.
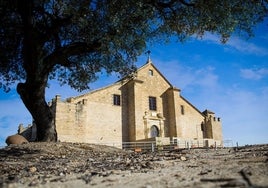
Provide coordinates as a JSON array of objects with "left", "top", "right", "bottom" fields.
[{"left": 5, "top": 134, "right": 29, "bottom": 145}]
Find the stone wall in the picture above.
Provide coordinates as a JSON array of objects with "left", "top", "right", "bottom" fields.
[
  {"left": 129, "top": 63, "right": 172, "bottom": 141},
  {"left": 55, "top": 83, "right": 123, "bottom": 145},
  {"left": 52, "top": 61, "right": 223, "bottom": 147},
  {"left": 176, "top": 97, "right": 205, "bottom": 140}
]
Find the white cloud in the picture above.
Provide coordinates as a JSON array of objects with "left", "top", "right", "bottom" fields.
[
  {"left": 193, "top": 66, "right": 219, "bottom": 88},
  {"left": 219, "top": 87, "right": 268, "bottom": 145},
  {"left": 202, "top": 33, "right": 268, "bottom": 56},
  {"left": 240, "top": 68, "right": 268, "bottom": 80},
  {"left": 153, "top": 60, "right": 219, "bottom": 91},
  {"left": 154, "top": 60, "right": 195, "bottom": 89},
  {"left": 227, "top": 38, "right": 268, "bottom": 56}
]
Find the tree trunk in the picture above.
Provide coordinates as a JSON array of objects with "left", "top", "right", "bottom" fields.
[
  {"left": 15, "top": 0, "right": 57, "bottom": 142},
  {"left": 17, "top": 82, "right": 57, "bottom": 142}
]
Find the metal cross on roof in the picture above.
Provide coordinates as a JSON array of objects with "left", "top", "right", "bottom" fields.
[
  {"left": 145, "top": 50, "right": 152, "bottom": 63},
  {"left": 145, "top": 50, "right": 151, "bottom": 59}
]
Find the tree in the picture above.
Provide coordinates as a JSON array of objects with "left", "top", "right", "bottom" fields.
[{"left": 0, "top": 0, "right": 267, "bottom": 142}]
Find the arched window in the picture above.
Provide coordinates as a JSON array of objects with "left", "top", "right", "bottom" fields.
[
  {"left": 148, "top": 69, "right": 153, "bottom": 76},
  {"left": 150, "top": 125, "right": 159, "bottom": 138}
]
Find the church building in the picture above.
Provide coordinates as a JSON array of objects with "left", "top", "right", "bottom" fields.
[{"left": 50, "top": 59, "right": 223, "bottom": 148}]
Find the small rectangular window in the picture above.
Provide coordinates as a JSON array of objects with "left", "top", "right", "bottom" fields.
[
  {"left": 180, "top": 105, "right": 185, "bottom": 115},
  {"left": 149, "top": 96, "right": 157, "bottom": 111},
  {"left": 113, "top": 94, "right": 120, "bottom": 106}
]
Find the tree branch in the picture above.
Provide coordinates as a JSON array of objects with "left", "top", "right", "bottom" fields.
[
  {"left": 179, "top": 0, "right": 195, "bottom": 7},
  {"left": 156, "top": 0, "right": 195, "bottom": 8},
  {"left": 43, "top": 41, "right": 101, "bottom": 72}
]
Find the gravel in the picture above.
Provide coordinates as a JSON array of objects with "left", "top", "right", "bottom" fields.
[{"left": 0, "top": 142, "right": 267, "bottom": 188}]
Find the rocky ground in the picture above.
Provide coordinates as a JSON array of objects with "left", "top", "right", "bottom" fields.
[{"left": 0, "top": 142, "right": 267, "bottom": 188}]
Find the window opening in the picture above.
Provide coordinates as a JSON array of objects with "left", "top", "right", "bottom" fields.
[
  {"left": 201, "top": 122, "right": 204, "bottom": 131},
  {"left": 180, "top": 105, "right": 185, "bottom": 115},
  {"left": 149, "top": 96, "right": 157, "bottom": 111},
  {"left": 148, "top": 69, "right": 153, "bottom": 76},
  {"left": 113, "top": 94, "right": 121, "bottom": 106}
]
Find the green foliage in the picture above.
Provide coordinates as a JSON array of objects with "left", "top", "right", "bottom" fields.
[{"left": 0, "top": 0, "right": 267, "bottom": 92}]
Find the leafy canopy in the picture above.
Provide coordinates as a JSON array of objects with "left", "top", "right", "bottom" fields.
[{"left": 0, "top": 0, "right": 267, "bottom": 92}]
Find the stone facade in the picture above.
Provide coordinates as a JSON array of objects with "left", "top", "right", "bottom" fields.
[{"left": 50, "top": 60, "right": 223, "bottom": 147}]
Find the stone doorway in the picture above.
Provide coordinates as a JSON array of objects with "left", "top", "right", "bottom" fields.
[{"left": 150, "top": 125, "right": 159, "bottom": 138}]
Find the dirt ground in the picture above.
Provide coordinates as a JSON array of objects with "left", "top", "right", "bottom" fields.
[{"left": 0, "top": 142, "right": 267, "bottom": 188}]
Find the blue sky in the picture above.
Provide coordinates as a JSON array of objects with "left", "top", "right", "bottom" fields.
[{"left": 0, "top": 19, "right": 267, "bottom": 146}]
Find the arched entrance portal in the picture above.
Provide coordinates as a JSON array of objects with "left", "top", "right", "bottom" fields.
[{"left": 150, "top": 125, "right": 159, "bottom": 138}]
